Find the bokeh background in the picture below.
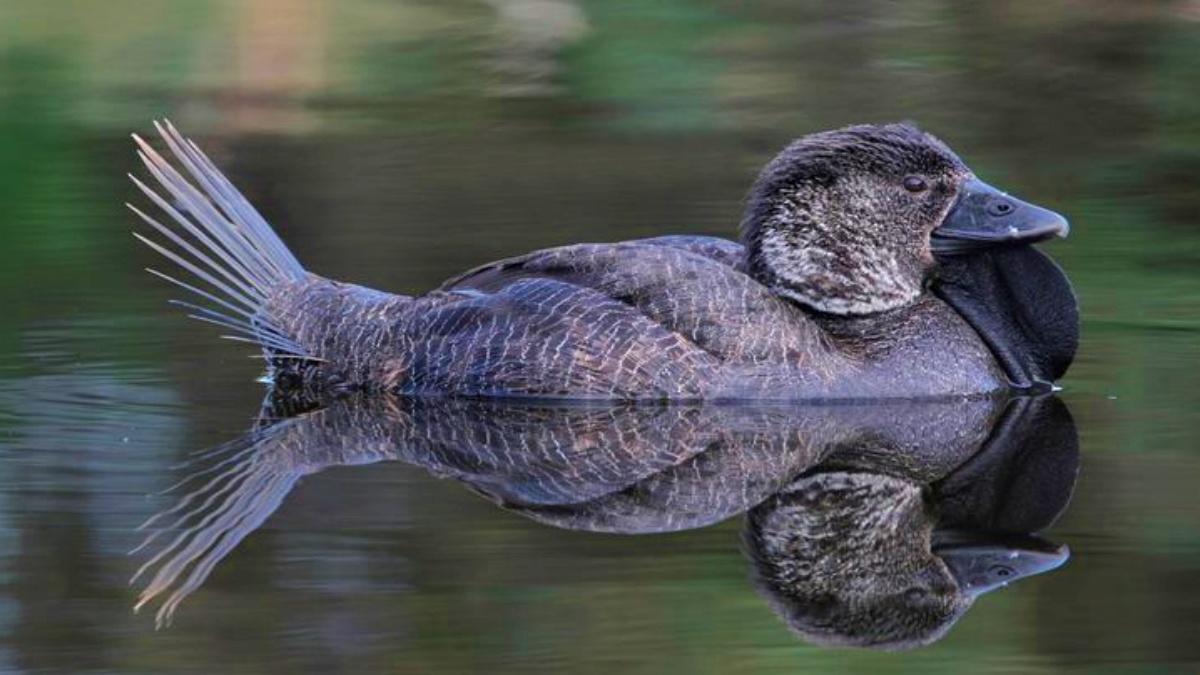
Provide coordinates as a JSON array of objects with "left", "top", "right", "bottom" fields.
[{"left": 1, "top": 1, "right": 1199, "bottom": 672}]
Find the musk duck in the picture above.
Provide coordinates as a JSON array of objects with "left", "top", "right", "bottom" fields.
[
  {"left": 132, "top": 393, "right": 1076, "bottom": 636},
  {"left": 129, "top": 121, "right": 1077, "bottom": 400}
]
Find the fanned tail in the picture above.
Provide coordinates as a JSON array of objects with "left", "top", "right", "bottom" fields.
[{"left": 128, "top": 120, "right": 312, "bottom": 360}]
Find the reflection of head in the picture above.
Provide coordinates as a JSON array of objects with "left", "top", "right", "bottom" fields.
[{"left": 745, "top": 471, "right": 972, "bottom": 650}]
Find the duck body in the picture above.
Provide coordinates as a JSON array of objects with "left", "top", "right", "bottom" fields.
[
  {"left": 264, "top": 235, "right": 1005, "bottom": 400},
  {"left": 128, "top": 122, "right": 1076, "bottom": 402}
]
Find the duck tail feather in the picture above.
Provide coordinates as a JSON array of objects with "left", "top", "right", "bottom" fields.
[{"left": 129, "top": 120, "right": 308, "bottom": 357}]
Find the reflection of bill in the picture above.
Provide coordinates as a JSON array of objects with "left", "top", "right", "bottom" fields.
[{"left": 133, "top": 392, "right": 1077, "bottom": 650}]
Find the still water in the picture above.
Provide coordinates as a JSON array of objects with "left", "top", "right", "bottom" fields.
[{"left": 2, "top": 1, "right": 1200, "bottom": 672}]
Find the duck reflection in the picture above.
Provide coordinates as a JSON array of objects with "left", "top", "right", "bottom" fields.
[
  {"left": 133, "top": 394, "right": 1077, "bottom": 648},
  {"left": 745, "top": 395, "right": 1076, "bottom": 649}
]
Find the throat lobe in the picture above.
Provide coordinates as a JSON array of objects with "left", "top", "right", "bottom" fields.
[{"left": 933, "top": 247, "right": 1078, "bottom": 390}]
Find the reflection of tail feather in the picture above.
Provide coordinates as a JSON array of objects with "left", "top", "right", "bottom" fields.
[
  {"left": 132, "top": 399, "right": 405, "bottom": 627},
  {"left": 139, "top": 420, "right": 299, "bottom": 533},
  {"left": 131, "top": 422, "right": 304, "bottom": 629}
]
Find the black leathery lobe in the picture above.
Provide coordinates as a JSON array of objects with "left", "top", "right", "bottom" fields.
[{"left": 933, "top": 247, "right": 1078, "bottom": 389}]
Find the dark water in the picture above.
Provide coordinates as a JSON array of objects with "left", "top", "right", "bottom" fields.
[{"left": 3, "top": 2, "right": 1200, "bottom": 672}]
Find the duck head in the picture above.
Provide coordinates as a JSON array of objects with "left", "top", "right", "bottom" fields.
[{"left": 741, "top": 123, "right": 1077, "bottom": 386}]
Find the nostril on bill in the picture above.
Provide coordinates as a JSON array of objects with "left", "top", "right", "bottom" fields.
[{"left": 988, "top": 200, "right": 1015, "bottom": 217}]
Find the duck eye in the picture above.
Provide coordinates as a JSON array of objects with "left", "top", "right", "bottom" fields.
[{"left": 903, "top": 175, "right": 928, "bottom": 193}]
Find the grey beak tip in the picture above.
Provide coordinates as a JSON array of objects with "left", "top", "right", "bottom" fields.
[{"left": 932, "top": 178, "right": 1071, "bottom": 255}]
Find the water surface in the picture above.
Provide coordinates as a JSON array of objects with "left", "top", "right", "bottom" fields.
[{"left": 2, "top": 2, "right": 1200, "bottom": 672}]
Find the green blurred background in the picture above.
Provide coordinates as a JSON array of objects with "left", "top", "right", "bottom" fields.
[{"left": 1, "top": 0, "right": 1199, "bottom": 672}]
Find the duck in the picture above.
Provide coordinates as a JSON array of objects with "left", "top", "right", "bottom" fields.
[
  {"left": 128, "top": 121, "right": 1077, "bottom": 401},
  {"left": 130, "top": 392, "right": 1077, "bottom": 634}
]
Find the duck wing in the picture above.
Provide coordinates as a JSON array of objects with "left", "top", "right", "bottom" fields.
[{"left": 440, "top": 236, "right": 825, "bottom": 365}]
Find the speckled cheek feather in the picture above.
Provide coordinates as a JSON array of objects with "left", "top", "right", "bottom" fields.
[{"left": 756, "top": 176, "right": 926, "bottom": 316}]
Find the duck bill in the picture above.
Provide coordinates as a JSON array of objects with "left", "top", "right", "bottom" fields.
[
  {"left": 934, "top": 531, "right": 1069, "bottom": 599},
  {"left": 931, "top": 178, "right": 1069, "bottom": 255}
]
